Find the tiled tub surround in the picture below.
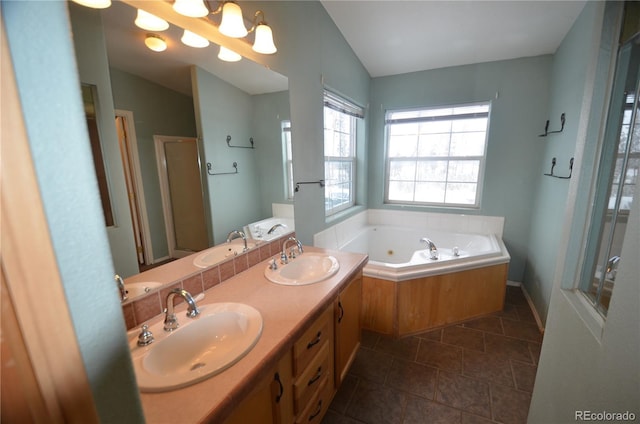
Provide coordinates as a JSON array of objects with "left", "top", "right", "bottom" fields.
[
  {"left": 121, "top": 234, "right": 293, "bottom": 330},
  {"left": 314, "top": 210, "right": 505, "bottom": 251},
  {"left": 124, "top": 244, "right": 368, "bottom": 423}
]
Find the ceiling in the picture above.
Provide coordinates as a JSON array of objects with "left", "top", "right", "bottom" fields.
[
  {"left": 321, "top": 0, "right": 587, "bottom": 77},
  {"left": 99, "top": 1, "right": 586, "bottom": 95}
]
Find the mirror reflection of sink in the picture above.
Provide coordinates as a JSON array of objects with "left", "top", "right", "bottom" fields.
[
  {"left": 265, "top": 254, "right": 340, "bottom": 286},
  {"left": 124, "top": 281, "right": 162, "bottom": 300},
  {"left": 193, "top": 242, "right": 257, "bottom": 268},
  {"left": 130, "top": 302, "right": 263, "bottom": 392}
]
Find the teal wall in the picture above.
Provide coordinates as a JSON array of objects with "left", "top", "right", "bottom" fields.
[
  {"left": 252, "top": 90, "right": 292, "bottom": 218},
  {"left": 368, "top": 56, "right": 552, "bottom": 282},
  {"left": 242, "top": 1, "right": 371, "bottom": 242},
  {"left": 2, "top": 1, "right": 144, "bottom": 422},
  {"left": 69, "top": 4, "right": 139, "bottom": 277},
  {"left": 523, "top": 1, "right": 605, "bottom": 322},
  {"left": 192, "top": 66, "right": 265, "bottom": 244},
  {"left": 529, "top": 3, "right": 640, "bottom": 420},
  {"left": 110, "top": 68, "right": 198, "bottom": 259}
]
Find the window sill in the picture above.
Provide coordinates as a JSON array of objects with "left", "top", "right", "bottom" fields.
[{"left": 561, "top": 288, "right": 605, "bottom": 342}]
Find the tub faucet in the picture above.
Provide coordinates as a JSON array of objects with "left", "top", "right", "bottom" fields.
[
  {"left": 115, "top": 274, "right": 127, "bottom": 302},
  {"left": 164, "top": 288, "right": 200, "bottom": 332},
  {"left": 606, "top": 255, "right": 621, "bottom": 280},
  {"left": 282, "top": 236, "right": 303, "bottom": 263},
  {"left": 267, "top": 223, "right": 287, "bottom": 235},
  {"left": 420, "top": 238, "right": 439, "bottom": 260},
  {"left": 226, "top": 230, "right": 248, "bottom": 252}
]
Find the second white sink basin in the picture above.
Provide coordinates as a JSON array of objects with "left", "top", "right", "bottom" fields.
[
  {"left": 130, "top": 302, "right": 263, "bottom": 392},
  {"left": 193, "top": 242, "right": 257, "bottom": 268},
  {"left": 265, "top": 253, "right": 340, "bottom": 286},
  {"left": 124, "top": 281, "right": 162, "bottom": 301}
]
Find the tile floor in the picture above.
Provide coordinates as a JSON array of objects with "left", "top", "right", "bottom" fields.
[{"left": 323, "top": 285, "right": 543, "bottom": 424}]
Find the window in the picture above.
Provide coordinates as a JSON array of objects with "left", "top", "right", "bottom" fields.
[
  {"left": 579, "top": 35, "right": 640, "bottom": 316},
  {"left": 384, "top": 103, "right": 490, "bottom": 208},
  {"left": 324, "top": 90, "right": 363, "bottom": 216},
  {"left": 282, "top": 120, "right": 294, "bottom": 200}
]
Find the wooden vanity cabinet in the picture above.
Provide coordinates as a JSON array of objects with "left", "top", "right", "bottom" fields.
[
  {"left": 223, "top": 350, "right": 293, "bottom": 424},
  {"left": 334, "top": 273, "right": 362, "bottom": 387},
  {"left": 292, "top": 305, "right": 334, "bottom": 421},
  {"left": 225, "top": 270, "right": 363, "bottom": 424}
]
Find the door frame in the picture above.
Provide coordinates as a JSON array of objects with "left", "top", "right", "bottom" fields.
[
  {"left": 154, "top": 135, "right": 204, "bottom": 258},
  {"left": 115, "top": 109, "right": 154, "bottom": 265}
]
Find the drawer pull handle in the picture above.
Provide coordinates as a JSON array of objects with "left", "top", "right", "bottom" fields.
[
  {"left": 307, "top": 331, "right": 322, "bottom": 349},
  {"left": 307, "top": 366, "right": 323, "bottom": 386},
  {"left": 309, "top": 400, "right": 323, "bottom": 421},
  {"left": 338, "top": 301, "right": 344, "bottom": 323},
  {"left": 274, "top": 372, "right": 284, "bottom": 403}
]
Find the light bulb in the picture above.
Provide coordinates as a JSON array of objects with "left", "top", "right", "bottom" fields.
[
  {"left": 218, "top": 46, "right": 242, "bottom": 62},
  {"left": 252, "top": 23, "right": 277, "bottom": 54},
  {"left": 181, "top": 30, "right": 210, "bottom": 48},
  {"left": 173, "top": 0, "right": 208, "bottom": 18},
  {"left": 218, "top": 2, "right": 248, "bottom": 38},
  {"left": 145, "top": 34, "right": 167, "bottom": 52},
  {"left": 135, "top": 10, "right": 169, "bottom": 32}
]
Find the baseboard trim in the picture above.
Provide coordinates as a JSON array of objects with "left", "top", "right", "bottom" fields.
[{"left": 507, "top": 280, "right": 545, "bottom": 334}]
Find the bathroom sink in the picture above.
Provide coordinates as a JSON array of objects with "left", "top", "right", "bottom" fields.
[
  {"left": 124, "top": 281, "right": 162, "bottom": 300},
  {"left": 130, "top": 302, "right": 263, "bottom": 392},
  {"left": 264, "top": 253, "right": 340, "bottom": 286},
  {"left": 193, "top": 242, "right": 256, "bottom": 268}
]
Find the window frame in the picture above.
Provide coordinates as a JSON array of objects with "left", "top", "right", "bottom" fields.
[
  {"left": 323, "top": 89, "right": 363, "bottom": 216},
  {"left": 383, "top": 102, "right": 491, "bottom": 209},
  {"left": 281, "top": 120, "right": 294, "bottom": 200}
]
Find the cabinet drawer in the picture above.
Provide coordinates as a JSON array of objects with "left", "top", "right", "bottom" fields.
[
  {"left": 295, "top": 375, "right": 332, "bottom": 424},
  {"left": 293, "top": 306, "right": 333, "bottom": 376},
  {"left": 293, "top": 342, "right": 331, "bottom": 414}
]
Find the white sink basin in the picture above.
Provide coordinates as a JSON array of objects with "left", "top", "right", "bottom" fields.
[
  {"left": 124, "top": 281, "right": 162, "bottom": 300},
  {"left": 193, "top": 242, "right": 256, "bottom": 268},
  {"left": 130, "top": 302, "right": 263, "bottom": 392},
  {"left": 265, "top": 253, "right": 340, "bottom": 286}
]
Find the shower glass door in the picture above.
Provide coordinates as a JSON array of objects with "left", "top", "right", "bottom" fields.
[{"left": 579, "top": 34, "right": 640, "bottom": 315}]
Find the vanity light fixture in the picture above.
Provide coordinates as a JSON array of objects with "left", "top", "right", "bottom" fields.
[
  {"left": 181, "top": 30, "right": 210, "bottom": 48},
  {"left": 135, "top": 9, "right": 169, "bottom": 32},
  {"left": 218, "top": 46, "right": 242, "bottom": 62},
  {"left": 71, "top": 0, "right": 111, "bottom": 9},
  {"left": 250, "top": 11, "right": 277, "bottom": 54},
  {"left": 218, "top": 2, "right": 248, "bottom": 38},
  {"left": 145, "top": 34, "right": 167, "bottom": 52},
  {"left": 173, "top": 0, "right": 209, "bottom": 18}
]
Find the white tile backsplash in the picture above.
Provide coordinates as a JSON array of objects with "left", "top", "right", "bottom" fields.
[{"left": 314, "top": 209, "right": 505, "bottom": 249}]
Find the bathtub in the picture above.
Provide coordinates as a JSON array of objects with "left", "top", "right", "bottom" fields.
[
  {"left": 340, "top": 225, "right": 510, "bottom": 282},
  {"left": 335, "top": 224, "right": 511, "bottom": 337}
]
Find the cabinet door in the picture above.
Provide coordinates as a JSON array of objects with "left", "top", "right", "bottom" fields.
[
  {"left": 224, "top": 350, "right": 293, "bottom": 424},
  {"left": 334, "top": 274, "right": 362, "bottom": 386}
]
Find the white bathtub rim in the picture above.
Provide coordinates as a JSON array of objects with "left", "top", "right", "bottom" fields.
[{"left": 340, "top": 226, "right": 511, "bottom": 282}]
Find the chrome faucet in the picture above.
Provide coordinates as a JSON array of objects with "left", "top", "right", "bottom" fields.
[
  {"left": 606, "top": 255, "right": 621, "bottom": 280},
  {"left": 115, "top": 274, "right": 127, "bottom": 302},
  {"left": 226, "top": 230, "right": 248, "bottom": 252},
  {"left": 164, "top": 288, "right": 200, "bottom": 332},
  {"left": 267, "top": 223, "right": 287, "bottom": 235},
  {"left": 281, "top": 236, "right": 303, "bottom": 264},
  {"left": 420, "top": 237, "right": 439, "bottom": 260}
]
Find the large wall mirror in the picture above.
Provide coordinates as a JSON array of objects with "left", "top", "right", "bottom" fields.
[{"left": 71, "top": 1, "right": 291, "bottom": 277}]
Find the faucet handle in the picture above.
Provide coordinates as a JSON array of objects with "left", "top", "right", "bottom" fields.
[{"left": 137, "top": 324, "right": 154, "bottom": 346}]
